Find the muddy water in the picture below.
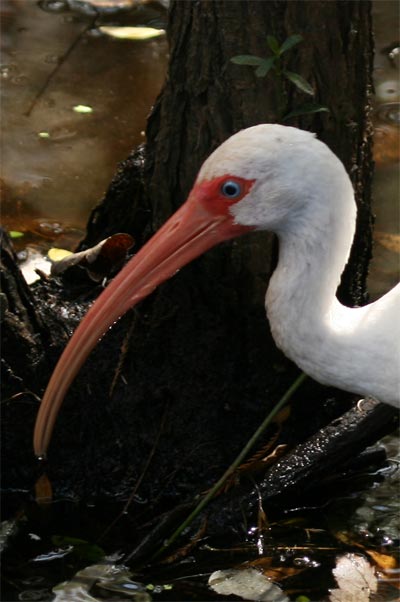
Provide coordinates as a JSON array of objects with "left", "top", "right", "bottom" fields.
[
  {"left": 368, "top": 0, "right": 400, "bottom": 299},
  {"left": 1, "top": 0, "right": 168, "bottom": 247}
]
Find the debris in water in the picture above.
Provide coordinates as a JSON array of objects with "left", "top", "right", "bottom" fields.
[
  {"left": 208, "top": 567, "right": 289, "bottom": 601},
  {"left": 48, "top": 247, "right": 73, "bottom": 262},
  {"left": 99, "top": 26, "right": 165, "bottom": 40},
  {"left": 52, "top": 555, "right": 150, "bottom": 601},
  {"left": 50, "top": 233, "right": 134, "bottom": 281},
  {"left": 329, "top": 553, "right": 377, "bottom": 602},
  {"left": 73, "top": 104, "right": 93, "bottom": 114}
]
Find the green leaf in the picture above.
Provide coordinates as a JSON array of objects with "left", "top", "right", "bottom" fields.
[
  {"left": 9, "top": 231, "right": 24, "bottom": 239},
  {"left": 283, "top": 103, "right": 330, "bottom": 120},
  {"left": 279, "top": 34, "right": 303, "bottom": 54},
  {"left": 255, "top": 57, "right": 275, "bottom": 78},
  {"left": 231, "top": 55, "right": 264, "bottom": 66},
  {"left": 283, "top": 70, "right": 314, "bottom": 95},
  {"left": 267, "top": 35, "right": 280, "bottom": 54}
]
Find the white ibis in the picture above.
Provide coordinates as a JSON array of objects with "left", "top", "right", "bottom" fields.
[{"left": 33, "top": 124, "right": 400, "bottom": 457}]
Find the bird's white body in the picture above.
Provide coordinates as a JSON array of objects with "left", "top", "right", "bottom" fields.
[{"left": 199, "top": 125, "right": 400, "bottom": 406}]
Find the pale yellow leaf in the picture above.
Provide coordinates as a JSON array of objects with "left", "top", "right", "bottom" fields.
[
  {"left": 99, "top": 26, "right": 165, "bottom": 40},
  {"left": 48, "top": 248, "right": 74, "bottom": 262},
  {"left": 73, "top": 105, "right": 93, "bottom": 114}
]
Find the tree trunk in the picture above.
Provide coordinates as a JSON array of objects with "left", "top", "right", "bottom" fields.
[
  {"left": 85, "top": 0, "right": 374, "bottom": 303},
  {"left": 3, "top": 1, "right": 395, "bottom": 537}
]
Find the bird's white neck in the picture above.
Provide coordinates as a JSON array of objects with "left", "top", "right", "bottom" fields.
[
  {"left": 265, "top": 182, "right": 359, "bottom": 387},
  {"left": 268, "top": 180, "right": 356, "bottom": 311}
]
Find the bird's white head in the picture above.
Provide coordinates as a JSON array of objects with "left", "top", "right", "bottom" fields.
[{"left": 194, "top": 124, "right": 353, "bottom": 234}]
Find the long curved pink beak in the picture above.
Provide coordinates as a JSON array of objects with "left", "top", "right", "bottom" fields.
[{"left": 33, "top": 183, "right": 251, "bottom": 457}]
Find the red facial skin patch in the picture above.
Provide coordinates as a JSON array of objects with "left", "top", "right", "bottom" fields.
[{"left": 192, "top": 175, "right": 256, "bottom": 217}]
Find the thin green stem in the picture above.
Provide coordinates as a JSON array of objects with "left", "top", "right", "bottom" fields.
[{"left": 152, "top": 372, "right": 307, "bottom": 560}]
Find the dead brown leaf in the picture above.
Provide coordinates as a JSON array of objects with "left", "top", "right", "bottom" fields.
[
  {"left": 366, "top": 549, "right": 398, "bottom": 571},
  {"left": 35, "top": 473, "right": 53, "bottom": 506}
]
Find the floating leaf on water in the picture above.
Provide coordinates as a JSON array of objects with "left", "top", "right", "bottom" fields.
[
  {"left": 9, "top": 230, "right": 24, "bottom": 238},
  {"left": 99, "top": 26, "right": 166, "bottom": 40},
  {"left": 86, "top": 0, "right": 139, "bottom": 7},
  {"left": 48, "top": 248, "right": 74, "bottom": 262},
  {"left": 209, "top": 568, "right": 290, "bottom": 601},
  {"left": 329, "top": 554, "right": 377, "bottom": 602},
  {"left": 73, "top": 104, "right": 93, "bottom": 114}
]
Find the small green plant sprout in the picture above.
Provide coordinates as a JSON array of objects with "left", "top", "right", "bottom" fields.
[{"left": 231, "top": 34, "right": 329, "bottom": 121}]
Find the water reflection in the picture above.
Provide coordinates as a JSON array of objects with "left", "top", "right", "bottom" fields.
[{"left": 1, "top": 0, "right": 168, "bottom": 230}]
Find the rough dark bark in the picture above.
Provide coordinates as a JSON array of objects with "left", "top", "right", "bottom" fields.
[
  {"left": 1, "top": 229, "right": 46, "bottom": 392},
  {"left": 2, "top": 1, "right": 392, "bottom": 546},
  {"left": 84, "top": 0, "right": 374, "bottom": 304}
]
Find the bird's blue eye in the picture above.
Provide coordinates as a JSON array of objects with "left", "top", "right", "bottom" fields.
[{"left": 220, "top": 180, "right": 242, "bottom": 199}]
